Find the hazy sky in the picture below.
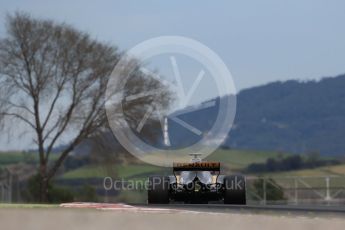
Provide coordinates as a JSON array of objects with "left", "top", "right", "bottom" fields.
[
  {"left": 1, "top": 0, "right": 345, "bottom": 90},
  {"left": 0, "top": 0, "right": 345, "bottom": 150}
]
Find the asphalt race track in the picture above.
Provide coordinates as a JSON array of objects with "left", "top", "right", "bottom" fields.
[
  {"left": 1, "top": 203, "right": 345, "bottom": 230},
  {"left": 142, "top": 203, "right": 345, "bottom": 215}
]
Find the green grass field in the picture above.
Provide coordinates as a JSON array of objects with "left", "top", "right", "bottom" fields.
[
  {"left": 0, "top": 152, "right": 31, "bottom": 166},
  {"left": 206, "top": 149, "right": 285, "bottom": 171},
  {"left": 262, "top": 164, "right": 345, "bottom": 177},
  {"left": 0, "top": 151, "right": 59, "bottom": 168},
  {"left": 2, "top": 149, "right": 344, "bottom": 181},
  {"left": 59, "top": 149, "right": 284, "bottom": 180},
  {"left": 61, "top": 164, "right": 166, "bottom": 179},
  {"left": 61, "top": 149, "right": 345, "bottom": 181}
]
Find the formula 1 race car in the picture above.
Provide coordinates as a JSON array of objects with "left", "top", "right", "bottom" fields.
[{"left": 147, "top": 155, "right": 246, "bottom": 204}]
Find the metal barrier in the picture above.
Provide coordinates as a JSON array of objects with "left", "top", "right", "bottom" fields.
[
  {"left": 0, "top": 169, "right": 13, "bottom": 203},
  {"left": 246, "top": 176, "right": 345, "bottom": 205}
]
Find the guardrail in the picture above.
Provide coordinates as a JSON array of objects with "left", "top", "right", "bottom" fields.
[
  {"left": 246, "top": 176, "right": 345, "bottom": 205},
  {"left": 0, "top": 169, "right": 14, "bottom": 203}
]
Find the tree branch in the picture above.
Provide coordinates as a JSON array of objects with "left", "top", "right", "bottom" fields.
[{"left": 0, "top": 112, "right": 35, "bottom": 129}]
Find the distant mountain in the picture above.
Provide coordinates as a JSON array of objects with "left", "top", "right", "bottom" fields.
[
  {"left": 74, "top": 74, "right": 345, "bottom": 157},
  {"left": 166, "top": 74, "right": 345, "bottom": 156},
  {"left": 227, "top": 74, "right": 345, "bottom": 156}
]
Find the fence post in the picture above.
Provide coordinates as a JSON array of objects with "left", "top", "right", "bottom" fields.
[
  {"left": 263, "top": 178, "right": 267, "bottom": 205},
  {"left": 325, "top": 177, "right": 331, "bottom": 202},
  {"left": 294, "top": 178, "right": 298, "bottom": 205},
  {"left": 1, "top": 185, "right": 4, "bottom": 202},
  {"left": 8, "top": 174, "right": 12, "bottom": 203}
]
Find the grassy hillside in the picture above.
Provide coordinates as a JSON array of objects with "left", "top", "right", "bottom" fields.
[
  {"left": 0, "top": 152, "right": 30, "bottom": 166},
  {"left": 0, "top": 151, "right": 59, "bottom": 168},
  {"left": 262, "top": 164, "right": 345, "bottom": 177},
  {"left": 206, "top": 149, "right": 284, "bottom": 171},
  {"left": 61, "top": 164, "right": 165, "bottom": 179},
  {"left": 2, "top": 149, "right": 343, "bottom": 180},
  {"left": 60, "top": 149, "right": 283, "bottom": 180}
]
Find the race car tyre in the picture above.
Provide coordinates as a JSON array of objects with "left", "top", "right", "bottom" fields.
[
  {"left": 223, "top": 175, "right": 246, "bottom": 205},
  {"left": 148, "top": 176, "right": 170, "bottom": 204}
]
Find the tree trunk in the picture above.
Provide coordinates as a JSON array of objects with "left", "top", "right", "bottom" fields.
[
  {"left": 40, "top": 176, "right": 49, "bottom": 203},
  {"left": 39, "top": 163, "right": 49, "bottom": 203}
]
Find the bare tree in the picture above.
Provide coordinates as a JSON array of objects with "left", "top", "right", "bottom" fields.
[{"left": 0, "top": 13, "right": 173, "bottom": 202}]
